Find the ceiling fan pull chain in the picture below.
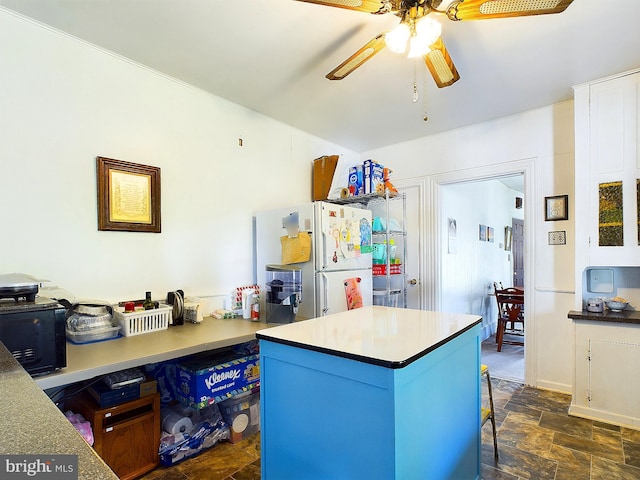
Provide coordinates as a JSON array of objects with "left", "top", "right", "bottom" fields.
[{"left": 423, "top": 68, "right": 429, "bottom": 122}]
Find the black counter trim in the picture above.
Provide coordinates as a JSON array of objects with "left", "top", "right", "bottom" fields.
[
  {"left": 256, "top": 317, "right": 482, "bottom": 369},
  {"left": 568, "top": 310, "right": 640, "bottom": 325}
]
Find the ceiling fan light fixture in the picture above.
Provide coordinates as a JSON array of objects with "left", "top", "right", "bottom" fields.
[
  {"left": 415, "top": 15, "right": 441, "bottom": 44},
  {"left": 407, "top": 35, "right": 430, "bottom": 58},
  {"left": 407, "top": 16, "right": 441, "bottom": 58},
  {"left": 385, "top": 23, "right": 410, "bottom": 53}
]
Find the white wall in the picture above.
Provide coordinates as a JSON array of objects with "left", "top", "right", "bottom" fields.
[
  {"left": 0, "top": 7, "right": 578, "bottom": 391},
  {"left": 362, "top": 102, "right": 576, "bottom": 393},
  {"left": 440, "top": 180, "right": 523, "bottom": 339},
  {"left": 0, "top": 9, "right": 357, "bottom": 306}
]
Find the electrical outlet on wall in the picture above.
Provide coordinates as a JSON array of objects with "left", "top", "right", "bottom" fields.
[{"left": 548, "top": 231, "right": 566, "bottom": 245}]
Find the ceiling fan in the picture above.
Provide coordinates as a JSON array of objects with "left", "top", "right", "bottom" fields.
[{"left": 296, "top": 0, "right": 575, "bottom": 88}]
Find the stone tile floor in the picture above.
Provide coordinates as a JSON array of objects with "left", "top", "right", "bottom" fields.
[{"left": 141, "top": 377, "right": 640, "bottom": 480}]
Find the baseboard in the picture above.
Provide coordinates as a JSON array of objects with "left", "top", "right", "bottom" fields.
[
  {"left": 569, "top": 403, "right": 640, "bottom": 430},
  {"left": 535, "top": 379, "right": 571, "bottom": 395}
]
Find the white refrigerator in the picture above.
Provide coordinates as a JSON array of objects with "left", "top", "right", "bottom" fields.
[{"left": 255, "top": 201, "right": 373, "bottom": 320}]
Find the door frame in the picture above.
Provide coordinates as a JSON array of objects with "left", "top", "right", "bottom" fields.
[{"left": 425, "top": 158, "right": 536, "bottom": 386}]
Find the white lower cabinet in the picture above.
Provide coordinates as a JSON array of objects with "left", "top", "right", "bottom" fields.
[{"left": 571, "top": 321, "right": 640, "bottom": 428}]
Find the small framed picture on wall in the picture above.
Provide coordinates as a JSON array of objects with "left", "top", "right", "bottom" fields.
[
  {"left": 479, "top": 224, "right": 487, "bottom": 241},
  {"left": 545, "top": 194, "right": 569, "bottom": 221},
  {"left": 504, "top": 226, "right": 512, "bottom": 251}
]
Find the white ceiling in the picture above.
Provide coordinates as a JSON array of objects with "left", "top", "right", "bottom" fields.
[{"left": 2, "top": 0, "right": 639, "bottom": 152}]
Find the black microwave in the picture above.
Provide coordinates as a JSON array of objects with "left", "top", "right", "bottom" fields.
[{"left": 0, "top": 298, "right": 66, "bottom": 376}]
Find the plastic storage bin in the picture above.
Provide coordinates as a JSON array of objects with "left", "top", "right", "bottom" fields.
[
  {"left": 372, "top": 264, "right": 402, "bottom": 276},
  {"left": 372, "top": 289, "right": 401, "bottom": 307},
  {"left": 113, "top": 304, "right": 172, "bottom": 336},
  {"left": 388, "top": 289, "right": 401, "bottom": 308},
  {"left": 373, "top": 290, "right": 386, "bottom": 306},
  {"left": 218, "top": 390, "right": 260, "bottom": 443}
]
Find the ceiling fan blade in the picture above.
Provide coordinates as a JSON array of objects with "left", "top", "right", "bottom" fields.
[
  {"left": 295, "top": 0, "right": 395, "bottom": 14},
  {"left": 424, "top": 38, "right": 460, "bottom": 88},
  {"left": 446, "top": 0, "right": 574, "bottom": 21},
  {"left": 326, "top": 34, "right": 386, "bottom": 80}
]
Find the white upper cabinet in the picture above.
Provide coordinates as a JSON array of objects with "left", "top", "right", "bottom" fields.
[{"left": 574, "top": 69, "right": 640, "bottom": 267}]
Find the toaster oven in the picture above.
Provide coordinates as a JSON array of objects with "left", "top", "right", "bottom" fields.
[{"left": 0, "top": 297, "right": 66, "bottom": 376}]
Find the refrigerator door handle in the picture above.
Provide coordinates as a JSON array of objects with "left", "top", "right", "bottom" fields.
[
  {"left": 320, "top": 272, "right": 329, "bottom": 315},
  {"left": 321, "top": 229, "right": 328, "bottom": 270}
]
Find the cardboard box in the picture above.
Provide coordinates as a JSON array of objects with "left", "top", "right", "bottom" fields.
[
  {"left": 348, "top": 165, "right": 364, "bottom": 196},
  {"left": 175, "top": 351, "right": 260, "bottom": 409},
  {"left": 312, "top": 155, "right": 339, "bottom": 201},
  {"left": 139, "top": 378, "right": 158, "bottom": 397},
  {"left": 364, "top": 159, "right": 384, "bottom": 194},
  {"left": 218, "top": 390, "right": 260, "bottom": 443}
]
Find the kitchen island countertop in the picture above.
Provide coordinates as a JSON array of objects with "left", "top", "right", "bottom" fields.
[{"left": 256, "top": 305, "right": 481, "bottom": 368}]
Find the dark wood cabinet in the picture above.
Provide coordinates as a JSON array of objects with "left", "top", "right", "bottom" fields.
[{"left": 67, "top": 392, "right": 160, "bottom": 480}]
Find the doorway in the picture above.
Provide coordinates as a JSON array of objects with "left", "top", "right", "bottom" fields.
[
  {"left": 440, "top": 176, "right": 525, "bottom": 382},
  {"left": 425, "top": 159, "right": 535, "bottom": 386}
]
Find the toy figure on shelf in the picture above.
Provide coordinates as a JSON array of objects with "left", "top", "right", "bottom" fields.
[{"left": 383, "top": 167, "right": 398, "bottom": 194}]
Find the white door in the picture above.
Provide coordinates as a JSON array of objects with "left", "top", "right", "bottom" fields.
[
  {"left": 394, "top": 180, "right": 424, "bottom": 310},
  {"left": 316, "top": 202, "right": 372, "bottom": 272},
  {"left": 315, "top": 270, "right": 373, "bottom": 316}
]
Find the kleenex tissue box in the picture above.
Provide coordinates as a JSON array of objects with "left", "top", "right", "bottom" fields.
[{"left": 175, "top": 350, "right": 260, "bottom": 409}]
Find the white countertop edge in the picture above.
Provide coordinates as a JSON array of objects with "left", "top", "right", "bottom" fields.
[
  {"left": 36, "top": 318, "right": 265, "bottom": 390},
  {"left": 256, "top": 306, "right": 481, "bottom": 367}
]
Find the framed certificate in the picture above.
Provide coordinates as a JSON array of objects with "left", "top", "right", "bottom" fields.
[
  {"left": 544, "top": 194, "right": 568, "bottom": 221},
  {"left": 97, "top": 157, "right": 161, "bottom": 232}
]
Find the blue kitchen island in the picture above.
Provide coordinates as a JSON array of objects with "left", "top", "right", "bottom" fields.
[{"left": 256, "top": 306, "right": 482, "bottom": 480}]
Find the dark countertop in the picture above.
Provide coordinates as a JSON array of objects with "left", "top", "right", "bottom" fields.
[
  {"left": 0, "top": 342, "right": 118, "bottom": 479},
  {"left": 568, "top": 309, "right": 640, "bottom": 325}
]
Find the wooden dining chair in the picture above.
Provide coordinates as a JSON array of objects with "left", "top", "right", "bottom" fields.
[{"left": 495, "top": 291, "right": 524, "bottom": 352}]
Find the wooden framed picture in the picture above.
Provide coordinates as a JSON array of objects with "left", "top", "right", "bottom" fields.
[
  {"left": 504, "top": 226, "right": 512, "bottom": 251},
  {"left": 97, "top": 157, "right": 161, "bottom": 233},
  {"left": 544, "top": 194, "right": 568, "bottom": 221}
]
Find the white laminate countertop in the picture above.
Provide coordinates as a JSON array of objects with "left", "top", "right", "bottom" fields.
[
  {"left": 256, "top": 306, "right": 481, "bottom": 368},
  {"left": 36, "top": 317, "right": 267, "bottom": 390}
]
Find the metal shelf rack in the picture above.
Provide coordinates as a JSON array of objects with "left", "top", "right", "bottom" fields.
[{"left": 327, "top": 191, "right": 407, "bottom": 308}]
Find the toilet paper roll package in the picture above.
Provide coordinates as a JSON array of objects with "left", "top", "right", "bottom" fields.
[
  {"left": 159, "top": 403, "right": 230, "bottom": 466},
  {"left": 161, "top": 410, "right": 194, "bottom": 435}
]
